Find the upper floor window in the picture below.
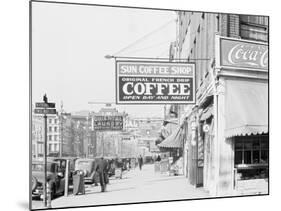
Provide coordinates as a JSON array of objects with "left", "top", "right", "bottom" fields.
[{"left": 240, "top": 15, "right": 268, "bottom": 42}]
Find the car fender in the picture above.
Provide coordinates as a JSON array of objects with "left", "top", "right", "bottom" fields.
[{"left": 32, "top": 176, "right": 38, "bottom": 192}]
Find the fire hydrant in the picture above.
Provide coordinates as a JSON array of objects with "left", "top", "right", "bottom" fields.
[{"left": 46, "top": 182, "right": 52, "bottom": 208}]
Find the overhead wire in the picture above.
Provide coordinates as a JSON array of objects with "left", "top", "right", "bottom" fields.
[
  {"left": 156, "top": 46, "right": 171, "bottom": 58},
  {"left": 124, "top": 39, "right": 174, "bottom": 55},
  {"left": 112, "top": 18, "right": 176, "bottom": 56}
]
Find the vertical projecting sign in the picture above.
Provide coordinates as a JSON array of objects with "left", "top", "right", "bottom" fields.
[{"left": 116, "top": 61, "right": 196, "bottom": 104}]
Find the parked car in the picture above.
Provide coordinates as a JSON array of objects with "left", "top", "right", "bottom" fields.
[
  {"left": 49, "top": 157, "right": 78, "bottom": 185},
  {"left": 32, "top": 160, "right": 65, "bottom": 199},
  {"left": 74, "top": 158, "right": 98, "bottom": 184}
]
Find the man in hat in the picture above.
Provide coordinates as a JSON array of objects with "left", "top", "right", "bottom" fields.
[{"left": 95, "top": 157, "right": 109, "bottom": 192}]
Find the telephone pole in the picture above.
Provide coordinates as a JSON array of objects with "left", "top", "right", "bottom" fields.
[{"left": 59, "top": 101, "right": 63, "bottom": 157}]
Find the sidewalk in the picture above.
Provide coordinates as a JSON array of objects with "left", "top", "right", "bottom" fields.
[{"left": 47, "top": 164, "right": 209, "bottom": 209}]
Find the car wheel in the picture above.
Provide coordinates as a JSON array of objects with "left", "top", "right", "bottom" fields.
[{"left": 32, "top": 176, "right": 37, "bottom": 192}]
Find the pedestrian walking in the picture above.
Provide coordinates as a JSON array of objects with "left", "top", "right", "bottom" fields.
[
  {"left": 156, "top": 155, "right": 161, "bottom": 162},
  {"left": 95, "top": 157, "right": 109, "bottom": 192},
  {"left": 138, "top": 155, "right": 143, "bottom": 170}
]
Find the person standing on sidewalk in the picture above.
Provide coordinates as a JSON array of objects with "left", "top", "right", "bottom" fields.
[
  {"left": 95, "top": 157, "right": 108, "bottom": 192},
  {"left": 138, "top": 155, "right": 143, "bottom": 170}
]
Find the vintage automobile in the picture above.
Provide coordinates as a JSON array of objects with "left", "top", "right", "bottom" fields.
[
  {"left": 49, "top": 157, "right": 78, "bottom": 185},
  {"left": 32, "top": 160, "right": 65, "bottom": 199},
  {"left": 74, "top": 158, "right": 98, "bottom": 184}
]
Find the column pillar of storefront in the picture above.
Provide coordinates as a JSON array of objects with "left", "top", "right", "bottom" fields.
[{"left": 215, "top": 78, "right": 235, "bottom": 196}]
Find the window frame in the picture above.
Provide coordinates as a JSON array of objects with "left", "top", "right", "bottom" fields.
[
  {"left": 234, "top": 135, "right": 268, "bottom": 166},
  {"left": 239, "top": 15, "right": 268, "bottom": 42}
]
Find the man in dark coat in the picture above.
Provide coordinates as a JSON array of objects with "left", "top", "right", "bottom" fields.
[
  {"left": 95, "top": 157, "right": 109, "bottom": 192},
  {"left": 156, "top": 155, "right": 161, "bottom": 162},
  {"left": 138, "top": 155, "right": 143, "bottom": 170}
]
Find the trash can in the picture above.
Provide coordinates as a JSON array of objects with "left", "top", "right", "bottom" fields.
[{"left": 73, "top": 170, "right": 85, "bottom": 195}]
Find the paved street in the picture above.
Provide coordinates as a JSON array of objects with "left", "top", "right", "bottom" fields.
[{"left": 32, "top": 164, "right": 209, "bottom": 210}]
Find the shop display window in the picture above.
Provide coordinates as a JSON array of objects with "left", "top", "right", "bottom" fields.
[
  {"left": 234, "top": 134, "right": 268, "bottom": 180},
  {"left": 234, "top": 135, "right": 268, "bottom": 165}
]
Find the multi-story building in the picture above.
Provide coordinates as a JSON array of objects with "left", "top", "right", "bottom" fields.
[
  {"left": 32, "top": 115, "right": 44, "bottom": 159},
  {"left": 91, "top": 106, "right": 126, "bottom": 157},
  {"left": 172, "top": 12, "right": 268, "bottom": 196},
  {"left": 32, "top": 113, "right": 62, "bottom": 158},
  {"left": 32, "top": 105, "right": 94, "bottom": 159},
  {"left": 70, "top": 112, "right": 92, "bottom": 158},
  {"left": 46, "top": 115, "right": 60, "bottom": 156},
  {"left": 59, "top": 112, "right": 76, "bottom": 157}
]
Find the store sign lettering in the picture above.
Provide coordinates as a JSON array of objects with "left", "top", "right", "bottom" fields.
[
  {"left": 94, "top": 116, "right": 123, "bottom": 131},
  {"left": 220, "top": 38, "right": 268, "bottom": 70},
  {"left": 116, "top": 61, "right": 196, "bottom": 104}
]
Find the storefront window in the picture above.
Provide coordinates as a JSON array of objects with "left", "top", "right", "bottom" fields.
[
  {"left": 253, "top": 150, "right": 260, "bottom": 164},
  {"left": 234, "top": 134, "right": 269, "bottom": 180},
  {"left": 244, "top": 141, "right": 252, "bottom": 150},
  {"left": 235, "top": 151, "right": 242, "bottom": 164},
  {"left": 244, "top": 151, "right": 251, "bottom": 164},
  {"left": 236, "top": 142, "right": 243, "bottom": 150},
  {"left": 239, "top": 15, "right": 268, "bottom": 42},
  {"left": 261, "top": 150, "right": 268, "bottom": 163},
  {"left": 234, "top": 134, "right": 268, "bottom": 165}
]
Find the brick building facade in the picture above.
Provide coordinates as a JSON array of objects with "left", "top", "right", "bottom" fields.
[{"left": 172, "top": 11, "right": 268, "bottom": 196}]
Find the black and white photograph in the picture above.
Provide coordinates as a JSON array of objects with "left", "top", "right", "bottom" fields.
[{"left": 29, "top": 0, "right": 269, "bottom": 210}]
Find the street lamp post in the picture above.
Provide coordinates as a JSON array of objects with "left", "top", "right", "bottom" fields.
[{"left": 34, "top": 94, "right": 56, "bottom": 208}]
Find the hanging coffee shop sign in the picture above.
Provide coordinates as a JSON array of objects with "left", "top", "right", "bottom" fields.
[{"left": 116, "top": 61, "right": 196, "bottom": 104}]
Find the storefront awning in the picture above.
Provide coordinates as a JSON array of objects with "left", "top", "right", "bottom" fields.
[
  {"left": 225, "top": 79, "right": 268, "bottom": 138},
  {"left": 200, "top": 105, "right": 213, "bottom": 121},
  {"left": 158, "top": 127, "right": 183, "bottom": 148}
]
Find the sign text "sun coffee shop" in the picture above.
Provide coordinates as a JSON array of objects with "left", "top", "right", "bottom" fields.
[{"left": 116, "top": 61, "right": 195, "bottom": 104}]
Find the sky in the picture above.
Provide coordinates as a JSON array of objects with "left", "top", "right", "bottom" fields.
[{"left": 32, "top": 2, "right": 176, "bottom": 117}]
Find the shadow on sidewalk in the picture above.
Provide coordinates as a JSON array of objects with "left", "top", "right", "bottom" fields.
[
  {"left": 147, "top": 175, "right": 185, "bottom": 183},
  {"left": 85, "top": 186, "right": 136, "bottom": 195}
]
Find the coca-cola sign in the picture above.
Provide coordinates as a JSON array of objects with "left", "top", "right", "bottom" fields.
[{"left": 220, "top": 38, "right": 268, "bottom": 70}]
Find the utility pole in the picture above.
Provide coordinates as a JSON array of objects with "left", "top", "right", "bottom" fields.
[
  {"left": 91, "top": 114, "right": 96, "bottom": 157},
  {"left": 86, "top": 116, "right": 89, "bottom": 158},
  {"left": 59, "top": 101, "right": 63, "bottom": 157},
  {"left": 43, "top": 113, "right": 47, "bottom": 207},
  {"left": 102, "top": 132, "right": 105, "bottom": 157}
]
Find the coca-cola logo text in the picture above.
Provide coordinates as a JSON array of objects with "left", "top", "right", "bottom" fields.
[{"left": 222, "top": 39, "right": 268, "bottom": 70}]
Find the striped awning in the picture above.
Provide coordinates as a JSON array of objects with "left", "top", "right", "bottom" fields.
[
  {"left": 158, "top": 127, "right": 183, "bottom": 149},
  {"left": 225, "top": 125, "right": 268, "bottom": 137},
  {"left": 225, "top": 79, "right": 268, "bottom": 138}
]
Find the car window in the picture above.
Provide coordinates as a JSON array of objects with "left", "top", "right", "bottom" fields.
[
  {"left": 76, "top": 161, "right": 93, "bottom": 171},
  {"left": 77, "top": 161, "right": 91, "bottom": 168},
  {"left": 32, "top": 163, "right": 55, "bottom": 172},
  {"left": 61, "top": 160, "right": 66, "bottom": 168}
]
